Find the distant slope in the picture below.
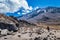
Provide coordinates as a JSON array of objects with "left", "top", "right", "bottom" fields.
[
  {"left": 18, "top": 7, "right": 60, "bottom": 29},
  {"left": 18, "top": 7, "right": 60, "bottom": 24}
]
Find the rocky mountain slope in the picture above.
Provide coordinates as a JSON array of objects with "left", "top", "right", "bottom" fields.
[
  {"left": 0, "top": 14, "right": 38, "bottom": 31},
  {"left": 0, "top": 14, "right": 18, "bottom": 31},
  {"left": 18, "top": 7, "right": 60, "bottom": 29}
]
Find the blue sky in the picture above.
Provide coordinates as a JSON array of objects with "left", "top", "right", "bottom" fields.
[
  {"left": 0, "top": 0, "right": 60, "bottom": 17},
  {"left": 27, "top": 0, "right": 60, "bottom": 8}
]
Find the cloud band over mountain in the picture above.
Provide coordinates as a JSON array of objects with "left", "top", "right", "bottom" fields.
[{"left": 0, "top": 0, "right": 32, "bottom": 13}]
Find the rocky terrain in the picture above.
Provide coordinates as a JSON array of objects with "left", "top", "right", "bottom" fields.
[
  {"left": 0, "top": 14, "right": 18, "bottom": 31},
  {"left": 0, "top": 27, "right": 60, "bottom": 40},
  {"left": 0, "top": 7, "right": 60, "bottom": 40},
  {"left": 0, "top": 14, "right": 60, "bottom": 40}
]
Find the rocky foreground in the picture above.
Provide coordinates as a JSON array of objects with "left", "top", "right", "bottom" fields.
[
  {"left": 0, "top": 14, "right": 60, "bottom": 40},
  {"left": 0, "top": 27, "right": 60, "bottom": 40}
]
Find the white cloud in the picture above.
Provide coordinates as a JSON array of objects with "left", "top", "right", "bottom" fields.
[
  {"left": 26, "top": 10, "right": 30, "bottom": 13},
  {"left": 17, "top": 12, "right": 20, "bottom": 14},
  {"left": 34, "top": 6, "right": 39, "bottom": 10},
  {"left": 22, "top": 13, "right": 26, "bottom": 14},
  {"left": 29, "top": 6, "right": 33, "bottom": 10},
  {"left": 22, "top": 10, "right": 30, "bottom": 13},
  {"left": 0, "top": 3, "right": 10, "bottom": 13},
  {"left": 0, "top": 0, "right": 33, "bottom": 13}
]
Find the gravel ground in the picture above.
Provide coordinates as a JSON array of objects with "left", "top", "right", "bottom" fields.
[{"left": 0, "top": 27, "right": 60, "bottom": 40}]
